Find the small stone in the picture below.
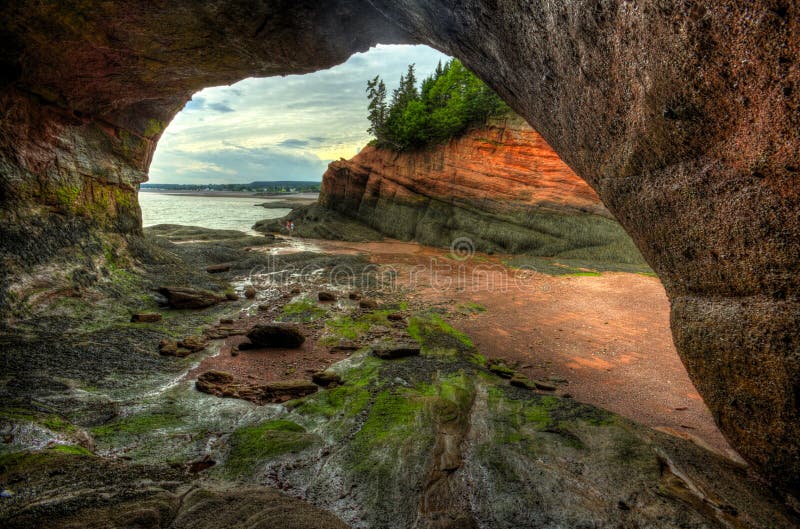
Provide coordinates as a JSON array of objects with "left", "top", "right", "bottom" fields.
[
  {"left": 348, "top": 291, "right": 362, "bottom": 300},
  {"left": 372, "top": 341, "right": 421, "bottom": 360},
  {"left": 158, "top": 339, "right": 178, "bottom": 355},
  {"left": 244, "top": 286, "right": 257, "bottom": 299},
  {"left": 311, "top": 370, "right": 342, "bottom": 387},
  {"left": 290, "top": 287, "right": 301, "bottom": 294},
  {"left": 329, "top": 342, "right": 360, "bottom": 353},
  {"left": 158, "top": 286, "right": 225, "bottom": 309},
  {"left": 130, "top": 312, "right": 162, "bottom": 323},
  {"left": 488, "top": 362, "right": 515, "bottom": 379},
  {"left": 206, "top": 263, "right": 231, "bottom": 274},
  {"left": 220, "top": 317, "right": 234, "bottom": 324},
  {"left": 533, "top": 380, "right": 557, "bottom": 391},
  {"left": 174, "top": 347, "right": 192, "bottom": 358},
  {"left": 179, "top": 335, "right": 208, "bottom": 352},
  {"left": 257, "top": 303, "right": 270, "bottom": 311},
  {"left": 510, "top": 373, "right": 537, "bottom": 390},
  {"left": 387, "top": 312, "right": 404, "bottom": 321},
  {"left": 247, "top": 323, "right": 305, "bottom": 348},
  {"left": 359, "top": 299, "right": 378, "bottom": 309},
  {"left": 318, "top": 291, "right": 337, "bottom": 301}
]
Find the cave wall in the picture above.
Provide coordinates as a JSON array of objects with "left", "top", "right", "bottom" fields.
[{"left": 1, "top": 0, "right": 798, "bottom": 495}]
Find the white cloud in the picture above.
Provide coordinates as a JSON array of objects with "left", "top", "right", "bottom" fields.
[{"left": 148, "top": 44, "right": 450, "bottom": 184}]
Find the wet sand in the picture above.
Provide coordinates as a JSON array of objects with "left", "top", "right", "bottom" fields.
[{"left": 290, "top": 236, "right": 739, "bottom": 460}]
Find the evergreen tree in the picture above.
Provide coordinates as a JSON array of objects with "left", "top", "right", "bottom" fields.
[
  {"left": 366, "top": 75, "right": 387, "bottom": 141},
  {"left": 366, "top": 59, "right": 509, "bottom": 151}
]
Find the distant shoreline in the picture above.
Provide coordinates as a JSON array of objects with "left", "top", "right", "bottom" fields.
[{"left": 139, "top": 189, "right": 319, "bottom": 201}]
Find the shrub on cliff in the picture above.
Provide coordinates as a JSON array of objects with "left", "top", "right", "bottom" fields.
[{"left": 366, "top": 59, "right": 510, "bottom": 151}]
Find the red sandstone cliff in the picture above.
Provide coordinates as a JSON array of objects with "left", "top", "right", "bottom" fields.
[
  {"left": 320, "top": 115, "right": 609, "bottom": 220},
  {"left": 310, "top": 116, "right": 641, "bottom": 259}
]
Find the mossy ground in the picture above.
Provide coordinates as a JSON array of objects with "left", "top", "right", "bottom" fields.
[
  {"left": 224, "top": 420, "right": 320, "bottom": 477},
  {"left": 278, "top": 299, "right": 328, "bottom": 322}
]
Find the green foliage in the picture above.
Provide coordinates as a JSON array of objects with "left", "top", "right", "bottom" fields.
[{"left": 366, "top": 59, "right": 510, "bottom": 151}]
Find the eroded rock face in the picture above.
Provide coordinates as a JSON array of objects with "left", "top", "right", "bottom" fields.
[
  {"left": 319, "top": 115, "right": 642, "bottom": 256},
  {"left": 0, "top": 0, "right": 798, "bottom": 494}
]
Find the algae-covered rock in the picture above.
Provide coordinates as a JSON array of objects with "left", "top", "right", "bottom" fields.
[{"left": 311, "top": 370, "right": 342, "bottom": 387}]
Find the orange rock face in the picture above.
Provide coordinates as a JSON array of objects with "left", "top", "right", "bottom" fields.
[{"left": 320, "top": 116, "right": 608, "bottom": 221}]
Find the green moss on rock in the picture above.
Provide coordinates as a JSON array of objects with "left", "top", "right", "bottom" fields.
[{"left": 225, "top": 419, "right": 319, "bottom": 476}]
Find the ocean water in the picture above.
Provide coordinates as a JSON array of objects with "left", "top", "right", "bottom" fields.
[{"left": 139, "top": 192, "right": 291, "bottom": 234}]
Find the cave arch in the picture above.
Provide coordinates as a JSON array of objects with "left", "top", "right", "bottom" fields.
[{"left": 1, "top": 1, "right": 797, "bottom": 494}]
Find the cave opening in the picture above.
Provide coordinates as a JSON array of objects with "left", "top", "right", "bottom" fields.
[
  {"left": 138, "top": 44, "right": 733, "bottom": 460},
  {"left": 2, "top": 2, "right": 799, "bottom": 524}
]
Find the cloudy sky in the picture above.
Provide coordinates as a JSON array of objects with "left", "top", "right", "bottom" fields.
[{"left": 149, "top": 44, "right": 450, "bottom": 184}]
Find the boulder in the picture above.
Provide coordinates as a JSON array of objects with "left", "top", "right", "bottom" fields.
[
  {"left": 247, "top": 324, "right": 305, "bottom": 348},
  {"left": 130, "top": 312, "right": 162, "bottom": 323},
  {"left": 157, "top": 287, "right": 225, "bottom": 309},
  {"left": 372, "top": 341, "right": 421, "bottom": 360}
]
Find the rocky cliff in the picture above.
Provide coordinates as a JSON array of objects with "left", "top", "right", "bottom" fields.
[{"left": 313, "top": 116, "right": 644, "bottom": 265}]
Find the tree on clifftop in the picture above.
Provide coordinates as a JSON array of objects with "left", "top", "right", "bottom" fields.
[{"left": 365, "top": 59, "right": 509, "bottom": 151}]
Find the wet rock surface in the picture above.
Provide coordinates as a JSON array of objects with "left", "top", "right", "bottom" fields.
[
  {"left": 0, "top": 227, "right": 798, "bottom": 527},
  {"left": 0, "top": 452, "right": 349, "bottom": 529}
]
